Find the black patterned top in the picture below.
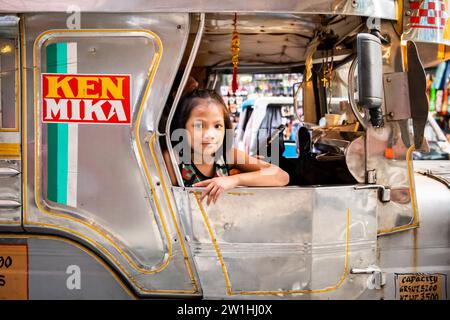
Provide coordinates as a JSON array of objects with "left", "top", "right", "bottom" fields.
[{"left": 179, "top": 155, "right": 229, "bottom": 187}]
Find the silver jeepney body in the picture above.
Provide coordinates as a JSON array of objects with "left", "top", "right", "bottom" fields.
[{"left": 0, "top": 0, "right": 449, "bottom": 300}]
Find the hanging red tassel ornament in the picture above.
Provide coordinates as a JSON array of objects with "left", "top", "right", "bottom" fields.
[
  {"left": 232, "top": 65, "right": 238, "bottom": 93},
  {"left": 231, "top": 13, "right": 240, "bottom": 94}
]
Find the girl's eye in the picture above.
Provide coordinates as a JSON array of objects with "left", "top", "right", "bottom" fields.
[
  {"left": 215, "top": 124, "right": 224, "bottom": 129},
  {"left": 193, "top": 122, "right": 202, "bottom": 129}
]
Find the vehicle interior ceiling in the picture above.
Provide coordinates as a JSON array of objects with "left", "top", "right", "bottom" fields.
[{"left": 161, "top": 13, "right": 370, "bottom": 186}]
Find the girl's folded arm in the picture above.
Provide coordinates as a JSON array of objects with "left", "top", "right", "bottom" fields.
[{"left": 230, "top": 147, "right": 289, "bottom": 187}]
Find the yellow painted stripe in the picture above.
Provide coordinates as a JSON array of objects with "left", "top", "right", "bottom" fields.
[
  {"left": 195, "top": 192, "right": 351, "bottom": 295},
  {"left": 395, "top": 0, "right": 404, "bottom": 35},
  {"left": 149, "top": 133, "right": 198, "bottom": 293},
  {"left": 194, "top": 193, "right": 233, "bottom": 295},
  {"left": 438, "top": 44, "right": 446, "bottom": 60},
  {"left": 32, "top": 29, "right": 171, "bottom": 276},
  {"left": 23, "top": 27, "right": 196, "bottom": 294},
  {"left": 378, "top": 145, "right": 419, "bottom": 235},
  {"left": 227, "top": 192, "right": 255, "bottom": 196},
  {"left": 131, "top": 51, "right": 173, "bottom": 273},
  {"left": 21, "top": 221, "right": 193, "bottom": 294},
  {"left": 0, "top": 143, "right": 20, "bottom": 156},
  {"left": 0, "top": 233, "right": 138, "bottom": 299},
  {"left": 0, "top": 221, "right": 21, "bottom": 225}
]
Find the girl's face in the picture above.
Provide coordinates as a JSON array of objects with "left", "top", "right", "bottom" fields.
[{"left": 185, "top": 100, "right": 226, "bottom": 160}]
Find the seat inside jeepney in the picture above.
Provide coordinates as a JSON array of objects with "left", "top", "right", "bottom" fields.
[{"left": 253, "top": 105, "right": 358, "bottom": 186}]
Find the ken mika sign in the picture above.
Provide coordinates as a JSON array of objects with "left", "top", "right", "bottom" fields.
[{"left": 42, "top": 73, "right": 131, "bottom": 124}]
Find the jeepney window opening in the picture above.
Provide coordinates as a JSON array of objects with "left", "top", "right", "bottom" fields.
[
  {"left": 162, "top": 72, "right": 360, "bottom": 187},
  {"left": 159, "top": 12, "right": 366, "bottom": 188}
]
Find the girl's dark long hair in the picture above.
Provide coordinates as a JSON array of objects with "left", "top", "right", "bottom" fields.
[{"left": 170, "top": 89, "right": 234, "bottom": 159}]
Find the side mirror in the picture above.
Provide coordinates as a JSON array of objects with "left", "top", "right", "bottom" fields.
[{"left": 357, "top": 33, "right": 384, "bottom": 127}]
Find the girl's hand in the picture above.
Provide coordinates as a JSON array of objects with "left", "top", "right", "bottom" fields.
[{"left": 193, "top": 176, "right": 239, "bottom": 205}]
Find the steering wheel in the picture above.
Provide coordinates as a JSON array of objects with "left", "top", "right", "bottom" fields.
[{"left": 263, "top": 124, "right": 286, "bottom": 158}]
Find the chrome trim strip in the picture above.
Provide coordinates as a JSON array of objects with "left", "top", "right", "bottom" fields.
[{"left": 164, "top": 13, "right": 205, "bottom": 187}]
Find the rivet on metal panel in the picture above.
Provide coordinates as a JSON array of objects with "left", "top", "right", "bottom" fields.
[{"left": 383, "top": 72, "right": 411, "bottom": 121}]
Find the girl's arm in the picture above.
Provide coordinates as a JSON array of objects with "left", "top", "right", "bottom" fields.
[
  {"left": 229, "top": 147, "right": 289, "bottom": 187},
  {"left": 193, "top": 147, "right": 289, "bottom": 204}
]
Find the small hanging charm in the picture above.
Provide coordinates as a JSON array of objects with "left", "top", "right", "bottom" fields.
[{"left": 231, "top": 13, "right": 240, "bottom": 94}]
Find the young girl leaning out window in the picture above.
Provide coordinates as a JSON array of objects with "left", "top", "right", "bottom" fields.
[{"left": 163, "top": 89, "right": 290, "bottom": 205}]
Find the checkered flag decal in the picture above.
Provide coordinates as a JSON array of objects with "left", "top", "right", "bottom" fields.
[{"left": 409, "top": 0, "right": 448, "bottom": 29}]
